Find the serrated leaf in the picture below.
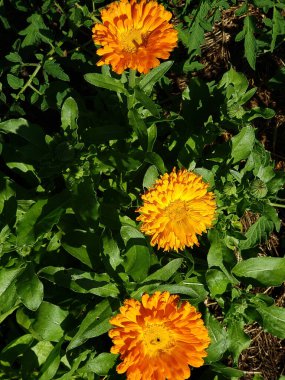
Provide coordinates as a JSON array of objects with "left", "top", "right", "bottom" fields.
[
  {"left": 84, "top": 73, "right": 127, "bottom": 94},
  {"left": 239, "top": 216, "right": 274, "bottom": 250},
  {"left": 19, "top": 14, "right": 51, "bottom": 47},
  {"left": 232, "top": 257, "right": 285, "bottom": 286},
  {"left": 44, "top": 60, "right": 69, "bottom": 81},
  {"left": 5, "top": 52, "right": 22, "bottom": 63},
  {"left": 7, "top": 74, "right": 24, "bottom": 90}
]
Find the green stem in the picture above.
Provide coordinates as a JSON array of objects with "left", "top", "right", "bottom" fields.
[
  {"left": 15, "top": 64, "right": 42, "bottom": 100},
  {"left": 28, "top": 84, "right": 43, "bottom": 96},
  {"left": 128, "top": 69, "right": 136, "bottom": 89},
  {"left": 269, "top": 202, "right": 285, "bottom": 208}
]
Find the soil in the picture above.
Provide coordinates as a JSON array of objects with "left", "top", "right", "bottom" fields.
[{"left": 172, "top": 2, "right": 285, "bottom": 378}]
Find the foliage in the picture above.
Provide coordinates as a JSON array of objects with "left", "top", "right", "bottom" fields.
[{"left": 0, "top": 0, "right": 284, "bottom": 379}]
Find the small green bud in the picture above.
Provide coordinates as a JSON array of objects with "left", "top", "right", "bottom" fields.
[{"left": 251, "top": 179, "right": 268, "bottom": 198}]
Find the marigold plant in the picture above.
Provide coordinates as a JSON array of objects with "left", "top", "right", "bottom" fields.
[
  {"left": 92, "top": 0, "right": 178, "bottom": 74},
  {"left": 136, "top": 168, "right": 216, "bottom": 251},
  {"left": 109, "top": 291, "right": 210, "bottom": 380}
]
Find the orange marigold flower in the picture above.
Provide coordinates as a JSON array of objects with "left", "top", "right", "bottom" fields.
[
  {"left": 109, "top": 291, "right": 210, "bottom": 380},
  {"left": 136, "top": 168, "right": 216, "bottom": 252},
  {"left": 92, "top": 0, "right": 178, "bottom": 74}
]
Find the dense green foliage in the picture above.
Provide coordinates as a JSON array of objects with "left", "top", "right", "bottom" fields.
[{"left": 0, "top": 0, "right": 285, "bottom": 379}]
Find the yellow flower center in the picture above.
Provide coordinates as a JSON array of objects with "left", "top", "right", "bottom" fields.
[
  {"left": 165, "top": 200, "right": 189, "bottom": 222},
  {"left": 142, "top": 324, "right": 174, "bottom": 356},
  {"left": 120, "top": 29, "right": 148, "bottom": 53}
]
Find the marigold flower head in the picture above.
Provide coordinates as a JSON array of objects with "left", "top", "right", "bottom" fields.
[
  {"left": 92, "top": 0, "right": 178, "bottom": 74},
  {"left": 136, "top": 168, "right": 216, "bottom": 252},
  {"left": 109, "top": 291, "right": 210, "bottom": 380}
]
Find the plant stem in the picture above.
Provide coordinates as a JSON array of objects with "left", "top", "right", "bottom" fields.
[
  {"left": 15, "top": 64, "right": 42, "bottom": 100},
  {"left": 269, "top": 202, "right": 285, "bottom": 208},
  {"left": 128, "top": 69, "right": 136, "bottom": 89}
]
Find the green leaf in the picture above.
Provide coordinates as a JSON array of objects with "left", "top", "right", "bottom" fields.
[
  {"left": 128, "top": 108, "right": 148, "bottom": 148},
  {"left": 16, "top": 265, "right": 43, "bottom": 311},
  {"left": 19, "top": 14, "right": 51, "bottom": 47},
  {"left": 143, "top": 259, "right": 183, "bottom": 283},
  {"left": 206, "top": 269, "right": 230, "bottom": 297},
  {"left": 0, "top": 334, "right": 33, "bottom": 362},
  {"left": 31, "top": 341, "right": 54, "bottom": 366},
  {"left": 121, "top": 226, "right": 150, "bottom": 282},
  {"left": 232, "top": 257, "right": 285, "bottom": 286},
  {"left": 0, "top": 266, "right": 25, "bottom": 297},
  {"left": 5, "top": 52, "right": 22, "bottom": 63},
  {"left": 207, "top": 230, "right": 236, "bottom": 285},
  {"left": 271, "top": 6, "right": 285, "bottom": 52},
  {"left": 39, "top": 267, "right": 119, "bottom": 298},
  {"left": 71, "top": 178, "right": 99, "bottom": 228},
  {"left": 156, "top": 281, "right": 208, "bottom": 304},
  {"left": 210, "top": 363, "right": 244, "bottom": 378},
  {"left": 62, "top": 241, "right": 93, "bottom": 268},
  {"left": 31, "top": 302, "right": 68, "bottom": 342},
  {"left": 84, "top": 73, "right": 127, "bottom": 94},
  {"left": 0, "top": 282, "right": 20, "bottom": 323},
  {"left": 205, "top": 313, "right": 229, "bottom": 363},
  {"left": 139, "top": 61, "right": 173, "bottom": 93},
  {"left": 244, "top": 16, "right": 257, "bottom": 69},
  {"left": 239, "top": 216, "right": 274, "bottom": 250},
  {"left": 227, "top": 319, "right": 251, "bottom": 364},
  {"left": 61, "top": 97, "right": 78, "bottom": 131},
  {"left": 16, "top": 192, "right": 67, "bottom": 247},
  {"left": 257, "top": 304, "right": 285, "bottom": 339},
  {"left": 7, "top": 74, "right": 24, "bottom": 90},
  {"left": 143, "top": 165, "right": 159, "bottom": 189},
  {"left": 247, "top": 107, "right": 275, "bottom": 121},
  {"left": 147, "top": 124, "right": 157, "bottom": 152},
  {"left": 85, "top": 353, "right": 118, "bottom": 375},
  {"left": 62, "top": 229, "right": 94, "bottom": 269},
  {"left": 145, "top": 152, "right": 165, "bottom": 173},
  {"left": 43, "top": 60, "right": 69, "bottom": 81},
  {"left": 56, "top": 350, "right": 90, "bottom": 380},
  {"left": 230, "top": 126, "right": 256, "bottom": 164},
  {"left": 39, "top": 341, "right": 62, "bottom": 380},
  {"left": 67, "top": 299, "right": 112, "bottom": 350},
  {"left": 134, "top": 88, "right": 160, "bottom": 117},
  {"left": 102, "top": 233, "right": 123, "bottom": 270},
  {"left": 0, "top": 118, "right": 46, "bottom": 148}
]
